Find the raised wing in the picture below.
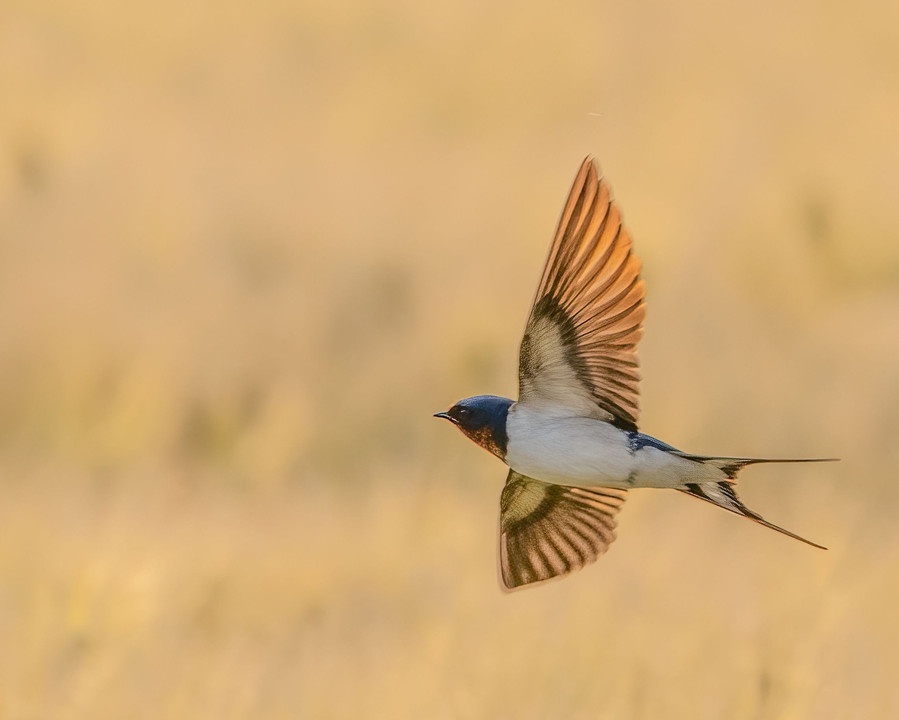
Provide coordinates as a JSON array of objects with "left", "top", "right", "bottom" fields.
[
  {"left": 498, "top": 470, "right": 627, "bottom": 591},
  {"left": 518, "top": 157, "right": 645, "bottom": 431}
]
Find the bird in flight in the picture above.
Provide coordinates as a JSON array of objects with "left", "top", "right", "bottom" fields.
[{"left": 435, "top": 157, "right": 835, "bottom": 591}]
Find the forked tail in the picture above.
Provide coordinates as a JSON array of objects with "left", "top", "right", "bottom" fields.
[{"left": 676, "top": 456, "right": 837, "bottom": 549}]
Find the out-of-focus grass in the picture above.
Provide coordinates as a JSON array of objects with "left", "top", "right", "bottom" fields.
[{"left": 1, "top": 0, "right": 898, "bottom": 717}]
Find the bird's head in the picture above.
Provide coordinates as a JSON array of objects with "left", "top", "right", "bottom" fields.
[{"left": 434, "top": 395, "right": 513, "bottom": 459}]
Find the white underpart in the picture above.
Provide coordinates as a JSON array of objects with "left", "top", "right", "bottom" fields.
[{"left": 505, "top": 403, "right": 725, "bottom": 489}]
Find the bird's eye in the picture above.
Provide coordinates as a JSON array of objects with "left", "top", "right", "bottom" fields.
[{"left": 456, "top": 407, "right": 471, "bottom": 418}]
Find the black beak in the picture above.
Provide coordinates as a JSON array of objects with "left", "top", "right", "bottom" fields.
[{"left": 433, "top": 412, "right": 452, "bottom": 421}]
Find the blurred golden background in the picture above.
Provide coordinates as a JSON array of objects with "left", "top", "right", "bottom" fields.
[{"left": 2, "top": 0, "right": 898, "bottom": 717}]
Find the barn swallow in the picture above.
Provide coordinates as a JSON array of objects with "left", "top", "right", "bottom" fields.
[{"left": 436, "top": 157, "right": 835, "bottom": 591}]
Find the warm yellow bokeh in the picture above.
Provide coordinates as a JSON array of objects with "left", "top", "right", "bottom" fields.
[{"left": 1, "top": 0, "right": 898, "bottom": 717}]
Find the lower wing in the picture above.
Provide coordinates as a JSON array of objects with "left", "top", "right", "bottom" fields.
[{"left": 498, "top": 471, "right": 627, "bottom": 591}]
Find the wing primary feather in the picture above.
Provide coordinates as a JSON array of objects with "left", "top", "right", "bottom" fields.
[
  {"left": 539, "top": 165, "right": 591, "bottom": 298},
  {"left": 571, "top": 284, "right": 643, "bottom": 333},
  {"left": 553, "top": 191, "right": 609, "bottom": 302}
]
